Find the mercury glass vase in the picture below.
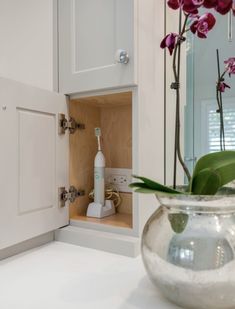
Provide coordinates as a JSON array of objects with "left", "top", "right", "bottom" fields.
[{"left": 142, "top": 187, "right": 235, "bottom": 309}]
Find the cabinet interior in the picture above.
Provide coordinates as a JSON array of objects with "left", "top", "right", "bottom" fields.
[{"left": 69, "top": 91, "right": 133, "bottom": 229}]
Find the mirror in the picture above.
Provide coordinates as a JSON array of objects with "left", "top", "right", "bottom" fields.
[{"left": 166, "top": 8, "right": 235, "bottom": 184}]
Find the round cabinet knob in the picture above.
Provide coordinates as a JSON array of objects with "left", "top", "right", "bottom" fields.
[{"left": 115, "top": 49, "right": 129, "bottom": 64}]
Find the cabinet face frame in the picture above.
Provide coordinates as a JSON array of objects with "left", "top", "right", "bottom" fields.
[
  {"left": 57, "top": 0, "right": 137, "bottom": 94},
  {"left": 65, "top": 0, "right": 167, "bottom": 237}
]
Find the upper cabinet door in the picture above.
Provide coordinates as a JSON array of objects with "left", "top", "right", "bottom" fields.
[
  {"left": 0, "top": 78, "right": 69, "bottom": 250},
  {"left": 58, "top": 0, "right": 136, "bottom": 94}
]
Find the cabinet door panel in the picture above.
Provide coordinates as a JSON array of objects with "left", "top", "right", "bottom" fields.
[
  {"left": 18, "top": 108, "right": 56, "bottom": 214},
  {"left": 0, "top": 78, "right": 69, "bottom": 249},
  {"left": 74, "top": 0, "right": 116, "bottom": 72},
  {"left": 58, "top": 0, "right": 136, "bottom": 94}
]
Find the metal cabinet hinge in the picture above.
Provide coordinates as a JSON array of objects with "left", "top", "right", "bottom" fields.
[
  {"left": 59, "top": 114, "right": 85, "bottom": 134},
  {"left": 59, "top": 186, "right": 85, "bottom": 207}
]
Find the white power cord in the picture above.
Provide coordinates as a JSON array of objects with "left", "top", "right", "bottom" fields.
[{"left": 89, "top": 184, "right": 121, "bottom": 208}]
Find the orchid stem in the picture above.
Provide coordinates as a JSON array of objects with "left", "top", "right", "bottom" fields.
[
  {"left": 216, "top": 49, "right": 226, "bottom": 151},
  {"left": 172, "top": 11, "right": 191, "bottom": 188}
]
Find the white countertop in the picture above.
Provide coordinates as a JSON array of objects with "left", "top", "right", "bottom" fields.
[{"left": 0, "top": 241, "right": 181, "bottom": 309}]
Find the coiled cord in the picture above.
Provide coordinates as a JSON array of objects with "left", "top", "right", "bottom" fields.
[{"left": 88, "top": 185, "right": 121, "bottom": 208}]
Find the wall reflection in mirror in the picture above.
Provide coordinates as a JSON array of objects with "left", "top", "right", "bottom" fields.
[{"left": 185, "top": 9, "right": 235, "bottom": 174}]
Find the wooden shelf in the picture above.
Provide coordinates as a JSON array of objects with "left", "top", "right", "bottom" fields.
[{"left": 70, "top": 213, "right": 132, "bottom": 229}]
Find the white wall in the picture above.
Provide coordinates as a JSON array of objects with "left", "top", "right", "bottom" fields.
[{"left": 0, "top": 0, "right": 55, "bottom": 91}]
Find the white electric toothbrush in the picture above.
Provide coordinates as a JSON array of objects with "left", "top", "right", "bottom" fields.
[
  {"left": 86, "top": 128, "right": 115, "bottom": 218},
  {"left": 94, "top": 128, "right": 105, "bottom": 206}
]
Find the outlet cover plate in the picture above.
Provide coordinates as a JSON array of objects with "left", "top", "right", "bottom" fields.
[{"left": 105, "top": 168, "right": 132, "bottom": 193}]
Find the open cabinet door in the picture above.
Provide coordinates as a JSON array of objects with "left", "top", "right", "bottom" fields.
[{"left": 0, "top": 78, "right": 69, "bottom": 249}]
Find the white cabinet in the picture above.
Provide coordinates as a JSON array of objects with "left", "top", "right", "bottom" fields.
[
  {"left": 58, "top": 0, "right": 137, "bottom": 94},
  {"left": 0, "top": 0, "right": 56, "bottom": 91},
  {"left": 0, "top": 0, "right": 166, "bottom": 257},
  {"left": 0, "top": 78, "right": 69, "bottom": 249}
]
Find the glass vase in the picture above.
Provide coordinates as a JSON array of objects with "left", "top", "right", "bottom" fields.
[{"left": 142, "top": 187, "right": 235, "bottom": 309}]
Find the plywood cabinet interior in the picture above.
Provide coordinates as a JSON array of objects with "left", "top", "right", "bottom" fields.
[{"left": 68, "top": 92, "right": 133, "bottom": 228}]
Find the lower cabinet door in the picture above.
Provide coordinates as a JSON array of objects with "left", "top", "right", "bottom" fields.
[{"left": 0, "top": 78, "right": 69, "bottom": 249}]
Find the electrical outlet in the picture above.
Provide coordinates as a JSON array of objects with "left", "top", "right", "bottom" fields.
[{"left": 105, "top": 168, "right": 132, "bottom": 193}]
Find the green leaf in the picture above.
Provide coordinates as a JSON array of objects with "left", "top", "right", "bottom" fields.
[
  {"left": 129, "top": 182, "right": 148, "bottom": 188},
  {"left": 190, "top": 151, "right": 235, "bottom": 194},
  {"left": 130, "top": 175, "right": 183, "bottom": 195},
  {"left": 192, "top": 151, "right": 235, "bottom": 176},
  {"left": 135, "top": 188, "right": 160, "bottom": 194},
  {"left": 191, "top": 168, "right": 221, "bottom": 195},
  {"left": 168, "top": 214, "right": 189, "bottom": 234},
  {"left": 129, "top": 182, "right": 159, "bottom": 193}
]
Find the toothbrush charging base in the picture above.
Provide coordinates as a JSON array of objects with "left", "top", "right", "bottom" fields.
[{"left": 86, "top": 200, "right": 115, "bottom": 218}]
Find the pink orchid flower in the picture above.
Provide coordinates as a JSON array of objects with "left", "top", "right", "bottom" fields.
[
  {"left": 203, "top": 0, "right": 217, "bottom": 8},
  {"left": 167, "top": 0, "right": 204, "bottom": 13},
  {"left": 190, "top": 12, "right": 216, "bottom": 38},
  {"left": 218, "top": 81, "right": 230, "bottom": 92},
  {"left": 224, "top": 57, "right": 235, "bottom": 76},
  {"left": 160, "top": 33, "right": 179, "bottom": 55},
  {"left": 168, "top": 0, "right": 233, "bottom": 15},
  {"left": 215, "top": 0, "right": 233, "bottom": 15}
]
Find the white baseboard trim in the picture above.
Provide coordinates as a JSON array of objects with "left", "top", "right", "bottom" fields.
[
  {"left": 55, "top": 226, "right": 140, "bottom": 257},
  {"left": 0, "top": 232, "right": 54, "bottom": 260}
]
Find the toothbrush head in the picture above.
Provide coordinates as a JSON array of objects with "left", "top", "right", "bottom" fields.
[
  {"left": 95, "top": 127, "right": 101, "bottom": 137},
  {"left": 95, "top": 128, "right": 102, "bottom": 151}
]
